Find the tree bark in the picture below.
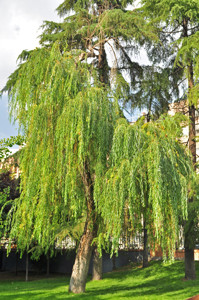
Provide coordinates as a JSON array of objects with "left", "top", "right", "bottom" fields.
[
  {"left": 92, "top": 247, "right": 102, "bottom": 280},
  {"left": 98, "top": 42, "right": 108, "bottom": 84},
  {"left": 69, "top": 220, "right": 94, "bottom": 293},
  {"left": 143, "top": 221, "right": 149, "bottom": 268},
  {"left": 184, "top": 210, "right": 196, "bottom": 280},
  {"left": 184, "top": 93, "right": 196, "bottom": 280},
  {"left": 69, "top": 159, "right": 96, "bottom": 293},
  {"left": 188, "top": 104, "right": 196, "bottom": 166},
  {"left": 183, "top": 18, "right": 196, "bottom": 280},
  {"left": 97, "top": 4, "right": 108, "bottom": 85},
  {"left": 185, "top": 243, "right": 196, "bottom": 280},
  {"left": 185, "top": 64, "right": 196, "bottom": 280}
]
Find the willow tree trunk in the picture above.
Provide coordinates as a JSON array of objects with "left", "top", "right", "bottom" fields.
[
  {"left": 69, "top": 161, "right": 96, "bottom": 293},
  {"left": 69, "top": 220, "right": 94, "bottom": 293},
  {"left": 92, "top": 247, "right": 102, "bottom": 280},
  {"left": 143, "top": 220, "right": 149, "bottom": 268}
]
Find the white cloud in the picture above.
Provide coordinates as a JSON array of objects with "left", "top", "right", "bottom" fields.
[
  {"left": 0, "top": 0, "right": 62, "bottom": 90},
  {"left": 0, "top": 0, "right": 62, "bottom": 138}
]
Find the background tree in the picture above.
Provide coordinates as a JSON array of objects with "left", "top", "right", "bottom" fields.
[
  {"left": 0, "top": 147, "right": 21, "bottom": 272},
  {"left": 0, "top": 135, "right": 24, "bottom": 238},
  {"left": 40, "top": 0, "right": 162, "bottom": 112},
  {"left": 140, "top": 0, "right": 199, "bottom": 280}
]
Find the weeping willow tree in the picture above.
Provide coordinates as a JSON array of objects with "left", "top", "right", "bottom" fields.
[
  {"left": 3, "top": 0, "right": 162, "bottom": 286},
  {"left": 2, "top": 42, "right": 194, "bottom": 293},
  {"left": 95, "top": 115, "right": 193, "bottom": 261},
  {"left": 1, "top": 0, "right": 196, "bottom": 295},
  {"left": 1, "top": 0, "right": 157, "bottom": 292},
  {"left": 3, "top": 41, "right": 120, "bottom": 293},
  {"left": 15, "top": 0, "right": 183, "bottom": 279}
]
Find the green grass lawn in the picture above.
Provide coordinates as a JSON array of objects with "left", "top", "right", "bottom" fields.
[{"left": 0, "top": 261, "right": 199, "bottom": 299}]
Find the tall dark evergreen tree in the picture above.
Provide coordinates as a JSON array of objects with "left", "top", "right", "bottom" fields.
[{"left": 40, "top": 1, "right": 160, "bottom": 105}]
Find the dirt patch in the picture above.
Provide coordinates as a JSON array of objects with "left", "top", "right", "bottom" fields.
[{"left": 186, "top": 295, "right": 199, "bottom": 300}]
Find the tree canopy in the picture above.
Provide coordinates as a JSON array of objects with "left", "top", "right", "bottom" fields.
[
  {"left": 1, "top": 0, "right": 197, "bottom": 293},
  {"left": 40, "top": 0, "right": 168, "bottom": 117},
  {"left": 141, "top": 0, "right": 199, "bottom": 104},
  {"left": 4, "top": 42, "right": 119, "bottom": 255}
]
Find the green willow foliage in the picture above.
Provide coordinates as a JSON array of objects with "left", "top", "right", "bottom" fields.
[
  {"left": 4, "top": 42, "right": 120, "bottom": 254},
  {"left": 2, "top": 4, "right": 194, "bottom": 261},
  {"left": 95, "top": 115, "right": 193, "bottom": 260}
]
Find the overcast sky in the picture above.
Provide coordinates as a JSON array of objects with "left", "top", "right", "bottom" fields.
[{"left": 0, "top": 0, "right": 62, "bottom": 139}]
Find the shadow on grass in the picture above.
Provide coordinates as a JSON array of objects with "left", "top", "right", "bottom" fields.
[
  {"left": 0, "top": 276, "right": 69, "bottom": 300},
  {"left": 0, "top": 261, "right": 199, "bottom": 299}
]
